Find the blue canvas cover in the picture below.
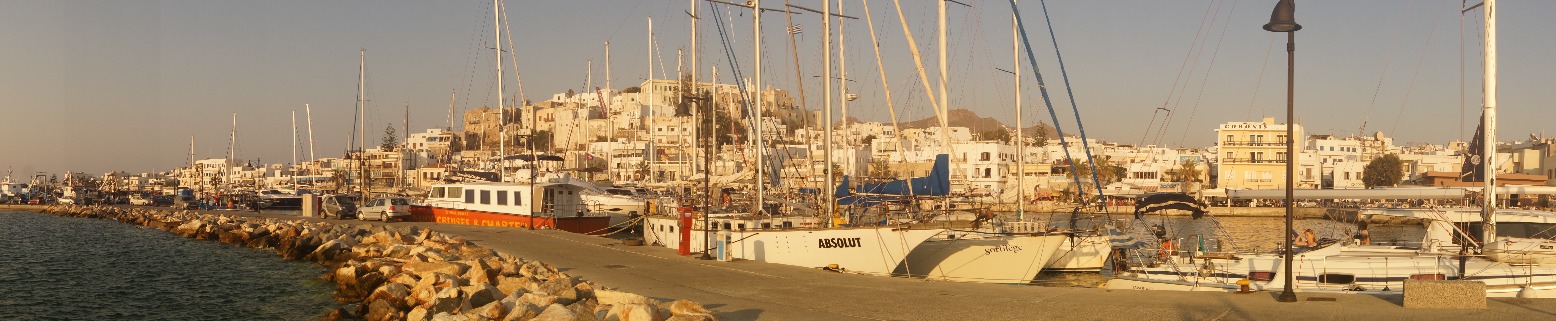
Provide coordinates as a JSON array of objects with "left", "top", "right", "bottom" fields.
[{"left": 834, "top": 154, "right": 950, "bottom": 205}]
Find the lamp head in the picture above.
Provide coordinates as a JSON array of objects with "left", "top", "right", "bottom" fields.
[{"left": 1263, "top": 0, "right": 1302, "bottom": 32}]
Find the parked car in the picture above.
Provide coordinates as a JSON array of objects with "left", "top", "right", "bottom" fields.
[
  {"left": 129, "top": 194, "right": 152, "bottom": 206},
  {"left": 321, "top": 195, "right": 358, "bottom": 219},
  {"left": 173, "top": 195, "right": 199, "bottom": 210},
  {"left": 57, "top": 196, "right": 76, "bottom": 205},
  {"left": 151, "top": 195, "right": 174, "bottom": 207},
  {"left": 357, "top": 197, "right": 410, "bottom": 222}
]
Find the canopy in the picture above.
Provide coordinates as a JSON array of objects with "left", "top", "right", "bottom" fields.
[
  {"left": 834, "top": 154, "right": 950, "bottom": 206},
  {"left": 1134, "top": 193, "right": 1208, "bottom": 219}
]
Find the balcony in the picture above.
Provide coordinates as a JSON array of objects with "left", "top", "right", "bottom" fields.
[
  {"left": 1220, "top": 141, "right": 1287, "bottom": 147},
  {"left": 1221, "top": 158, "right": 1288, "bottom": 164}
]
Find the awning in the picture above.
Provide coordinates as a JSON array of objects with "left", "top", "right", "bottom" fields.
[{"left": 1227, "top": 188, "right": 1466, "bottom": 200}]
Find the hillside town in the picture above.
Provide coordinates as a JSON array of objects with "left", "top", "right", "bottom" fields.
[{"left": 8, "top": 78, "right": 1554, "bottom": 210}]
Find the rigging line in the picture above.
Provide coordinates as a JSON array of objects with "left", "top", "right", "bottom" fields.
[
  {"left": 1007, "top": 0, "right": 1086, "bottom": 204},
  {"left": 1389, "top": 1, "right": 1449, "bottom": 136},
  {"left": 1245, "top": 34, "right": 1278, "bottom": 120},
  {"left": 499, "top": 0, "right": 528, "bottom": 109},
  {"left": 1036, "top": 0, "right": 1107, "bottom": 205},
  {"left": 1155, "top": 0, "right": 1223, "bottom": 146},
  {"left": 1142, "top": 0, "right": 1218, "bottom": 146},
  {"left": 860, "top": 0, "right": 909, "bottom": 168},
  {"left": 708, "top": 2, "right": 757, "bottom": 148},
  {"left": 1361, "top": 0, "right": 1418, "bottom": 135},
  {"left": 1175, "top": 0, "right": 1241, "bottom": 147},
  {"left": 888, "top": 0, "right": 944, "bottom": 130},
  {"left": 1458, "top": 0, "right": 1465, "bottom": 141}
]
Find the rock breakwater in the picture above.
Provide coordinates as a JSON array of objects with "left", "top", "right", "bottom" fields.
[{"left": 38, "top": 205, "right": 719, "bottom": 321}]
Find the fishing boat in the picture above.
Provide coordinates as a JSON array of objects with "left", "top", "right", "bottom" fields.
[{"left": 409, "top": 180, "right": 611, "bottom": 235}]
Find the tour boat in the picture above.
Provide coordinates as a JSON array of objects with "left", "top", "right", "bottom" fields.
[{"left": 409, "top": 180, "right": 612, "bottom": 235}]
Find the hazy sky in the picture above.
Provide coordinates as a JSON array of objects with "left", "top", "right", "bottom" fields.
[{"left": 2, "top": 0, "right": 1553, "bottom": 175}]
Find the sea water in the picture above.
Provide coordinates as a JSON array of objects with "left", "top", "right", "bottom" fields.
[{"left": 0, "top": 210, "right": 335, "bottom": 320}]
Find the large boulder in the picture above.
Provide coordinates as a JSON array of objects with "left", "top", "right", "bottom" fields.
[
  {"left": 405, "top": 261, "right": 471, "bottom": 277},
  {"left": 425, "top": 286, "right": 465, "bottom": 315},
  {"left": 364, "top": 299, "right": 403, "bottom": 321},
  {"left": 607, "top": 303, "right": 661, "bottom": 321},
  {"left": 461, "top": 283, "right": 505, "bottom": 310},
  {"left": 367, "top": 283, "right": 413, "bottom": 310},
  {"left": 594, "top": 289, "right": 659, "bottom": 307},
  {"left": 495, "top": 276, "right": 532, "bottom": 297},
  {"left": 666, "top": 301, "right": 715, "bottom": 320},
  {"left": 533, "top": 304, "right": 581, "bottom": 321}
]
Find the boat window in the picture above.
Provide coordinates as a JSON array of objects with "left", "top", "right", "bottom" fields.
[
  {"left": 514, "top": 191, "right": 523, "bottom": 205},
  {"left": 449, "top": 187, "right": 462, "bottom": 198},
  {"left": 463, "top": 189, "right": 474, "bottom": 203},
  {"left": 782, "top": 221, "right": 793, "bottom": 229},
  {"left": 761, "top": 223, "right": 772, "bottom": 229},
  {"left": 430, "top": 187, "right": 444, "bottom": 198},
  {"left": 496, "top": 191, "right": 508, "bottom": 205},
  {"left": 480, "top": 190, "right": 491, "bottom": 205},
  {"left": 1497, "top": 222, "right": 1556, "bottom": 239}
]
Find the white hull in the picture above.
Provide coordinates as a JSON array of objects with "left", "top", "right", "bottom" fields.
[
  {"left": 582, "top": 194, "right": 646, "bottom": 214},
  {"left": 1108, "top": 243, "right": 1556, "bottom": 298},
  {"left": 898, "top": 233, "right": 1068, "bottom": 283},
  {"left": 1485, "top": 237, "right": 1556, "bottom": 265},
  {"left": 1045, "top": 234, "right": 1111, "bottom": 272},
  {"left": 644, "top": 217, "right": 942, "bottom": 275}
]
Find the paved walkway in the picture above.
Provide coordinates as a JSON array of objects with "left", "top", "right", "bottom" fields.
[{"left": 16, "top": 205, "right": 1556, "bottom": 320}]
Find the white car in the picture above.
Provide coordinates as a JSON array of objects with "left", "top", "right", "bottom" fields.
[
  {"left": 129, "top": 195, "right": 152, "bottom": 206},
  {"left": 57, "top": 197, "right": 76, "bottom": 205},
  {"left": 357, "top": 197, "right": 411, "bottom": 222}
]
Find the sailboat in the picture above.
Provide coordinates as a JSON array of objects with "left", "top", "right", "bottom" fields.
[{"left": 1106, "top": 0, "right": 1556, "bottom": 297}]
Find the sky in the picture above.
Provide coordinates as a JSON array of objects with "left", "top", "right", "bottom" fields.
[{"left": 2, "top": 0, "right": 1553, "bottom": 175}]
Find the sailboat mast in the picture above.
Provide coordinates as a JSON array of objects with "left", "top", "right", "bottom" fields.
[
  {"left": 495, "top": 0, "right": 506, "bottom": 176},
  {"left": 293, "top": 110, "right": 299, "bottom": 191},
  {"left": 648, "top": 17, "right": 656, "bottom": 183},
  {"left": 1013, "top": 4, "right": 1024, "bottom": 219},
  {"left": 753, "top": 0, "right": 766, "bottom": 213},
  {"left": 306, "top": 104, "right": 316, "bottom": 171},
  {"left": 823, "top": 0, "right": 834, "bottom": 222},
  {"left": 606, "top": 42, "right": 614, "bottom": 181},
  {"left": 1481, "top": 0, "right": 1498, "bottom": 245},
  {"left": 937, "top": 0, "right": 950, "bottom": 154}
]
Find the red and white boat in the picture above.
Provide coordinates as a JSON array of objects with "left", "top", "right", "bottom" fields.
[{"left": 410, "top": 181, "right": 612, "bottom": 235}]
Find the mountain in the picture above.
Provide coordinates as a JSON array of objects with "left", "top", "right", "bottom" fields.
[{"left": 895, "top": 108, "right": 1057, "bottom": 138}]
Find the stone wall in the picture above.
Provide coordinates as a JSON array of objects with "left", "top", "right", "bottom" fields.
[{"left": 37, "top": 205, "right": 718, "bottom": 321}]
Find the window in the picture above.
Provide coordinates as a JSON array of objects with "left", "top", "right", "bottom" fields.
[
  {"left": 980, "top": 152, "right": 991, "bottom": 161},
  {"left": 464, "top": 189, "right": 475, "bottom": 203},
  {"left": 514, "top": 191, "right": 523, "bottom": 205},
  {"left": 497, "top": 191, "right": 508, "bottom": 205},
  {"left": 984, "top": 168, "right": 992, "bottom": 178},
  {"left": 431, "top": 187, "right": 445, "bottom": 198},
  {"left": 1225, "top": 135, "right": 1234, "bottom": 143},
  {"left": 480, "top": 190, "right": 491, "bottom": 204}
]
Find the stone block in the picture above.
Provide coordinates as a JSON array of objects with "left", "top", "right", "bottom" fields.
[{"left": 1403, "top": 279, "right": 1486, "bottom": 309}]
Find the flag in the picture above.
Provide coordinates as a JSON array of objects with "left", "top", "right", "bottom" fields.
[{"left": 787, "top": 25, "right": 803, "bottom": 35}]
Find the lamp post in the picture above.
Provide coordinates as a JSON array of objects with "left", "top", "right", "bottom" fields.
[{"left": 1263, "top": 0, "right": 1301, "bottom": 303}]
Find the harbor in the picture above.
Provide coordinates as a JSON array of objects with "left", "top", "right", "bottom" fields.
[
  {"left": 11, "top": 204, "right": 1556, "bottom": 320},
  {"left": 7, "top": 0, "right": 1556, "bottom": 320}
]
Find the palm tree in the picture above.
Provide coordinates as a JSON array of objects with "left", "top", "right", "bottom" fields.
[{"left": 1175, "top": 159, "right": 1202, "bottom": 194}]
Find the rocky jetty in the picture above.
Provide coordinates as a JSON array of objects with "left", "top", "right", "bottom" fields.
[{"left": 40, "top": 205, "right": 720, "bottom": 321}]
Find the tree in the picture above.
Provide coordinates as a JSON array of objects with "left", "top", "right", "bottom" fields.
[
  {"left": 381, "top": 124, "right": 398, "bottom": 152},
  {"left": 980, "top": 128, "right": 1011, "bottom": 143},
  {"left": 529, "top": 130, "right": 554, "bottom": 152},
  {"left": 868, "top": 158, "right": 895, "bottom": 178},
  {"left": 621, "top": 86, "right": 641, "bottom": 93},
  {"left": 675, "top": 74, "right": 694, "bottom": 116},
  {"left": 1073, "top": 155, "right": 1124, "bottom": 186},
  {"left": 1173, "top": 159, "right": 1202, "bottom": 193},
  {"left": 1363, "top": 154, "right": 1405, "bottom": 188},
  {"left": 861, "top": 134, "right": 878, "bottom": 147}
]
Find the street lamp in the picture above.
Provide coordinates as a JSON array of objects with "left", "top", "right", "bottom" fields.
[{"left": 1263, "top": 0, "right": 1301, "bottom": 303}]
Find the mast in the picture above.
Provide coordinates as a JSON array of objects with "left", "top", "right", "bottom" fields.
[
  {"left": 823, "top": 0, "right": 834, "bottom": 222},
  {"left": 357, "top": 49, "right": 367, "bottom": 197},
  {"left": 937, "top": 0, "right": 950, "bottom": 153},
  {"left": 606, "top": 42, "right": 615, "bottom": 181},
  {"left": 753, "top": 0, "right": 766, "bottom": 214},
  {"left": 494, "top": 0, "right": 506, "bottom": 177},
  {"left": 306, "top": 104, "right": 316, "bottom": 173},
  {"left": 1013, "top": 4, "right": 1024, "bottom": 220},
  {"left": 1481, "top": 0, "right": 1498, "bottom": 245},
  {"left": 648, "top": 17, "right": 656, "bottom": 183},
  {"left": 838, "top": 0, "right": 850, "bottom": 149},
  {"left": 229, "top": 113, "right": 236, "bottom": 193},
  {"left": 292, "top": 110, "right": 298, "bottom": 192}
]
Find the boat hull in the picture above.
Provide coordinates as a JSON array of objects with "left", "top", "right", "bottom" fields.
[
  {"left": 644, "top": 217, "right": 942, "bottom": 275},
  {"left": 898, "top": 234, "right": 1068, "bottom": 283},
  {"left": 1045, "top": 234, "right": 1111, "bottom": 272},
  {"left": 410, "top": 205, "right": 612, "bottom": 235}
]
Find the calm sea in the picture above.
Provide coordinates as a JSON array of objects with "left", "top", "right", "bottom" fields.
[{"left": 0, "top": 210, "right": 335, "bottom": 320}]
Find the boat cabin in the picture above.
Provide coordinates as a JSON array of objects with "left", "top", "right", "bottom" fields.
[{"left": 424, "top": 182, "right": 588, "bottom": 217}]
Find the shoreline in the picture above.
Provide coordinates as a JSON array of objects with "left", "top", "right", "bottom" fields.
[{"left": 6, "top": 205, "right": 720, "bottom": 321}]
